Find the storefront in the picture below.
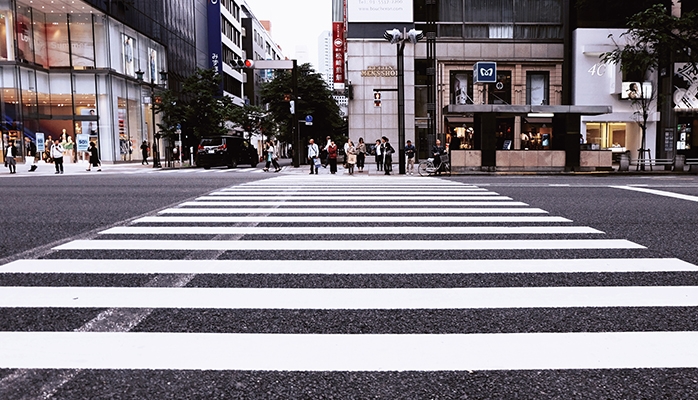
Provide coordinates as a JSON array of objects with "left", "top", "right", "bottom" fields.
[{"left": 0, "top": 0, "right": 167, "bottom": 164}]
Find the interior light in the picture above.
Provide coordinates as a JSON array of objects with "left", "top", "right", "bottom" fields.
[{"left": 527, "top": 113, "right": 554, "bottom": 118}]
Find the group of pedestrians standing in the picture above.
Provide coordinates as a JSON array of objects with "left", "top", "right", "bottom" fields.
[
  {"left": 307, "top": 136, "right": 398, "bottom": 175},
  {"left": 3, "top": 138, "right": 101, "bottom": 174}
]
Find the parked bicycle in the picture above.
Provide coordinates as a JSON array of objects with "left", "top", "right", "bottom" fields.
[{"left": 418, "top": 154, "right": 451, "bottom": 176}]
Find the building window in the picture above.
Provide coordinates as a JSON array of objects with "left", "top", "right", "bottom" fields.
[
  {"left": 585, "top": 122, "right": 627, "bottom": 150},
  {"left": 488, "top": 70, "right": 511, "bottom": 104},
  {"left": 450, "top": 71, "right": 474, "bottom": 105},
  {"left": 526, "top": 71, "right": 549, "bottom": 105}
]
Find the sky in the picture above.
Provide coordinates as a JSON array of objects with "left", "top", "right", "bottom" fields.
[{"left": 243, "top": 0, "right": 333, "bottom": 70}]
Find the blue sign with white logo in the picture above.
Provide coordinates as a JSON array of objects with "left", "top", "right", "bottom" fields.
[
  {"left": 474, "top": 62, "right": 497, "bottom": 83},
  {"left": 77, "top": 134, "right": 90, "bottom": 152},
  {"left": 36, "top": 132, "right": 45, "bottom": 152},
  {"left": 305, "top": 115, "right": 313, "bottom": 123}
]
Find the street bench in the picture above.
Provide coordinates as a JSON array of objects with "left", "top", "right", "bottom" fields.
[{"left": 628, "top": 158, "right": 674, "bottom": 171}]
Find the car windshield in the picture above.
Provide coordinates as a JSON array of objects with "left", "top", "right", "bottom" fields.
[{"left": 200, "top": 138, "right": 223, "bottom": 147}]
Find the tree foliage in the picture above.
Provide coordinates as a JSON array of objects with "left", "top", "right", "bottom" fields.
[
  {"left": 182, "top": 68, "right": 237, "bottom": 138},
  {"left": 229, "top": 104, "right": 278, "bottom": 141},
  {"left": 261, "top": 63, "right": 344, "bottom": 144}
]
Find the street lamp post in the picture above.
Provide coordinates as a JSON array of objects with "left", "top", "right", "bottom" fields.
[
  {"left": 136, "top": 69, "right": 166, "bottom": 168},
  {"left": 384, "top": 28, "right": 423, "bottom": 175}
]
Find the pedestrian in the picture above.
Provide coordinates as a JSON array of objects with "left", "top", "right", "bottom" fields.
[
  {"left": 381, "top": 136, "right": 395, "bottom": 175},
  {"left": 140, "top": 140, "right": 149, "bottom": 165},
  {"left": 50, "top": 138, "right": 65, "bottom": 174},
  {"left": 263, "top": 140, "right": 281, "bottom": 172},
  {"left": 374, "top": 139, "right": 383, "bottom": 171},
  {"left": 4, "top": 139, "right": 18, "bottom": 174},
  {"left": 343, "top": 140, "right": 350, "bottom": 169},
  {"left": 322, "top": 135, "right": 331, "bottom": 168},
  {"left": 356, "top": 137, "right": 366, "bottom": 172},
  {"left": 86, "top": 141, "right": 101, "bottom": 171},
  {"left": 328, "top": 140, "right": 338, "bottom": 174},
  {"left": 346, "top": 139, "right": 357, "bottom": 175},
  {"left": 405, "top": 139, "right": 416, "bottom": 175},
  {"left": 25, "top": 137, "right": 38, "bottom": 172},
  {"left": 432, "top": 139, "right": 445, "bottom": 174},
  {"left": 307, "top": 138, "right": 320, "bottom": 175}
]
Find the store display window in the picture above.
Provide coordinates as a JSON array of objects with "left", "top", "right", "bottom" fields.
[
  {"left": 585, "top": 122, "right": 627, "bottom": 151},
  {"left": 450, "top": 71, "right": 474, "bottom": 105}
]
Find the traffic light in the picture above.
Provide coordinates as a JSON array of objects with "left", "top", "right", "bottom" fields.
[
  {"left": 234, "top": 59, "right": 254, "bottom": 69},
  {"left": 289, "top": 100, "right": 295, "bottom": 114},
  {"left": 374, "top": 91, "right": 381, "bottom": 107}
]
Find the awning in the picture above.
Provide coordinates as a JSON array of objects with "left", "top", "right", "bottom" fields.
[{"left": 444, "top": 104, "right": 612, "bottom": 116}]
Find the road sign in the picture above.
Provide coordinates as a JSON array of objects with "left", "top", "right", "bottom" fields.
[
  {"left": 474, "top": 62, "right": 497, "bottom": 83},
  {"left": 305, "top": 115, "right": 313, "bottom": 125},
  {"left": 36, "top": 133, "right": 45, "bottom": 152}
]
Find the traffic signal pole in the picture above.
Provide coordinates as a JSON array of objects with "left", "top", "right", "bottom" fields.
[{"left": 292, "top": 60, "right": 300, "bottom": 168}]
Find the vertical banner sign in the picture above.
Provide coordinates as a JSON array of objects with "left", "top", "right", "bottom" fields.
[
  {"left": 332, "top": 21, "right": 345, "bottom": 87},
  {"left": 36, "top": 132, "right": 45, "bottom": 152},
  {"left": 76, "top": 134, "right": 90, "bottom": 152},
  {"left": 208, "top": 0, "right": 222, "bottom": 74}
]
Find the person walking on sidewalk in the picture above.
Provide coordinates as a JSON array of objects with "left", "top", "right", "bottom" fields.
[
  {"left": 25, "top": 137, "right": 38, "bottom": 172},
  {"left": 405, "top": 139, "right": 416, "bottom": 175},
  {"left": 4, "top": 140, "right": 17, "bottom": 174},
  {"left": 263, "top": 140, "right": 281, "bottom": 172},
  {"left": 86, "top": 142, "right": 101, "bottom": 171},
  {"left": 140, "top": 140, "right": 149, "bottom": 165},
  {"left": 307, "top": 138, "right": 320, "bottom": 175},
  {"left": 356, "top": 137, "right": 366, "bottom": 172},
  {"left": 50, "top": 139, "right": 65, "bottom": 174}
]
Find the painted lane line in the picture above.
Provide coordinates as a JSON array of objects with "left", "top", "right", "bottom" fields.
[
  {"left": 0, "top": 285, "right": 693, "bottom": 309},
  {"left": 2, "top": 258, "right": 691, "bottom": 275},
  {"left": 158, "top": 208, "right": 548, "bottom": 215},
  {"left": 3, "top": 331, "right": 698, "bottom": 371},
  {"left": 180, "top": 201, "right": 529, "bottom": 207},
  {"left": 612, "top": 185, "right": 698, "bottom": 203},
  {"left": 53, "top": 239, "right": 643, "bottom": 251},
  {"left": 214, "top": 191, "right": 492, "bottom": 196},
  {"left": 99, "top": 226, "right": 602, "bottom": 236},
  {"left": 202, "top": 195, "right": 507, "bottom": 200},
  {"left": 133, "top": 216, "right": 573, "bottom": 223}
]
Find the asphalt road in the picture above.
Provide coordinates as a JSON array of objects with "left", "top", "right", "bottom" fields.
[{"left": 0, "top": 170, "right": 697, "bottom": 399}]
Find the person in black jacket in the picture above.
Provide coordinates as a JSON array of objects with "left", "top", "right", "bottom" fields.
[
  {"left": 381, "top": 136, "right": 395, "bottom": 175},
  {"left": 86, "top": 141, "right": 101, "bottom": 171},
  {"left": 4, "top": 140, "right": 18, "bottom": 174},
  {"left": 25, "top": 137, "right": 38, "bottom": 171},
  {"left": 432, "top": 139, "right": 445, "bottom": 174}
]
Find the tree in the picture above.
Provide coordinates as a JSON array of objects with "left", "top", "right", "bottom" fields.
[
  {"left": 602, "top": 37, "right": 658, "bottom": 169},
  {"left": 229, "top": 104, "right": 278, "bottom": 142},
  {"left": 183, "top": 68, "right": 237, "bottom": 139},
  {"left": 261, "top": 63, "right": 343, "bottom": 147}
]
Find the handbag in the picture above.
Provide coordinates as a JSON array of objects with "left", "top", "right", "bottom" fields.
[{"left": 313, "top": 157, "right": 321, "bottom": 167}]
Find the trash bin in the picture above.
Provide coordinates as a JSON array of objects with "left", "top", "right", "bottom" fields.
[
  {"left": 619, "top": 152, "right": 630, "bottom": 171},
  {"left": 675, "top": 154, "right": 686, "bottom": 171}
]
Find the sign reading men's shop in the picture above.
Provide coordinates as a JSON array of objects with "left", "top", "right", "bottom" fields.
[
  {"left": 361, "top": 66, "right": 398, "bottom": 78},
  {"left": 474, "top": 62, "right": 497, "bottom": 84}
]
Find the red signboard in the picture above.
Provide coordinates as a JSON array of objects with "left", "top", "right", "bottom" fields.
[{"left": 332, "top": 21, "right": 345, "bottom": 85}]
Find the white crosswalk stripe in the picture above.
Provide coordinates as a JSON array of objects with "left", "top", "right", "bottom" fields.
[{"left": 2, "top": 175, "right": 698, "bottom": 387}]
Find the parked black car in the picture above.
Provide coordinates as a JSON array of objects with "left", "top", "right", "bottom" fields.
[{"left": 197, "top": 135, "right": 258, "bottom": 169}]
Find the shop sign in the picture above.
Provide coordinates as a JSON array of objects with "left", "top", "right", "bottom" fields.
[
  {"left": 207, "top": 0, "right": 223, "bottom": 74},
  {"left": 673, "top": 63, "right": 698, "bottom": 109},
  {"left": 77, "top": 134, "right": 90, "bottom": 152},
  {"left": 36, "top": 132, "right": 45, "bottom": 152},
  {"left": 361, "top": 66, "right": 397, "bottom": 77},
  {"left": 333, "top": 22, "right": 345, "bottom": 86}
]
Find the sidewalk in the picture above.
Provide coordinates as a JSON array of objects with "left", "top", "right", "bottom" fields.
[{"left": 2, "top": 160, "right": 158, "bottom": 177}]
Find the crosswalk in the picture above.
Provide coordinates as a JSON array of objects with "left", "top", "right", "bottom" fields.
[{"left": 2, "top": 175, "right": 698, "bottom": 394}]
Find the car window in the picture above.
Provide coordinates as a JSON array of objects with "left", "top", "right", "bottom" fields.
[{"left": 200, "top": 138, "right": 223, "bottom": 146}]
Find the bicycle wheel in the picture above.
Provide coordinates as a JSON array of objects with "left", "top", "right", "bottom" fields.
[
  {"left": 418, "top": 162, "right": 429, "bottom": 176},
  {"left": 444, "top": 162, "right": 451, "bottom": 176}
]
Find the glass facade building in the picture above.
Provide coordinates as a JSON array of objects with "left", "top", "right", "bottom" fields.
[{"left": 0, "top": 0, "right": 171, "bottom": 163}]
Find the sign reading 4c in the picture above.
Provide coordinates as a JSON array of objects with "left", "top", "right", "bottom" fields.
[{"left": 474, "top": 62, "right": 497, "bottom": 83}]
